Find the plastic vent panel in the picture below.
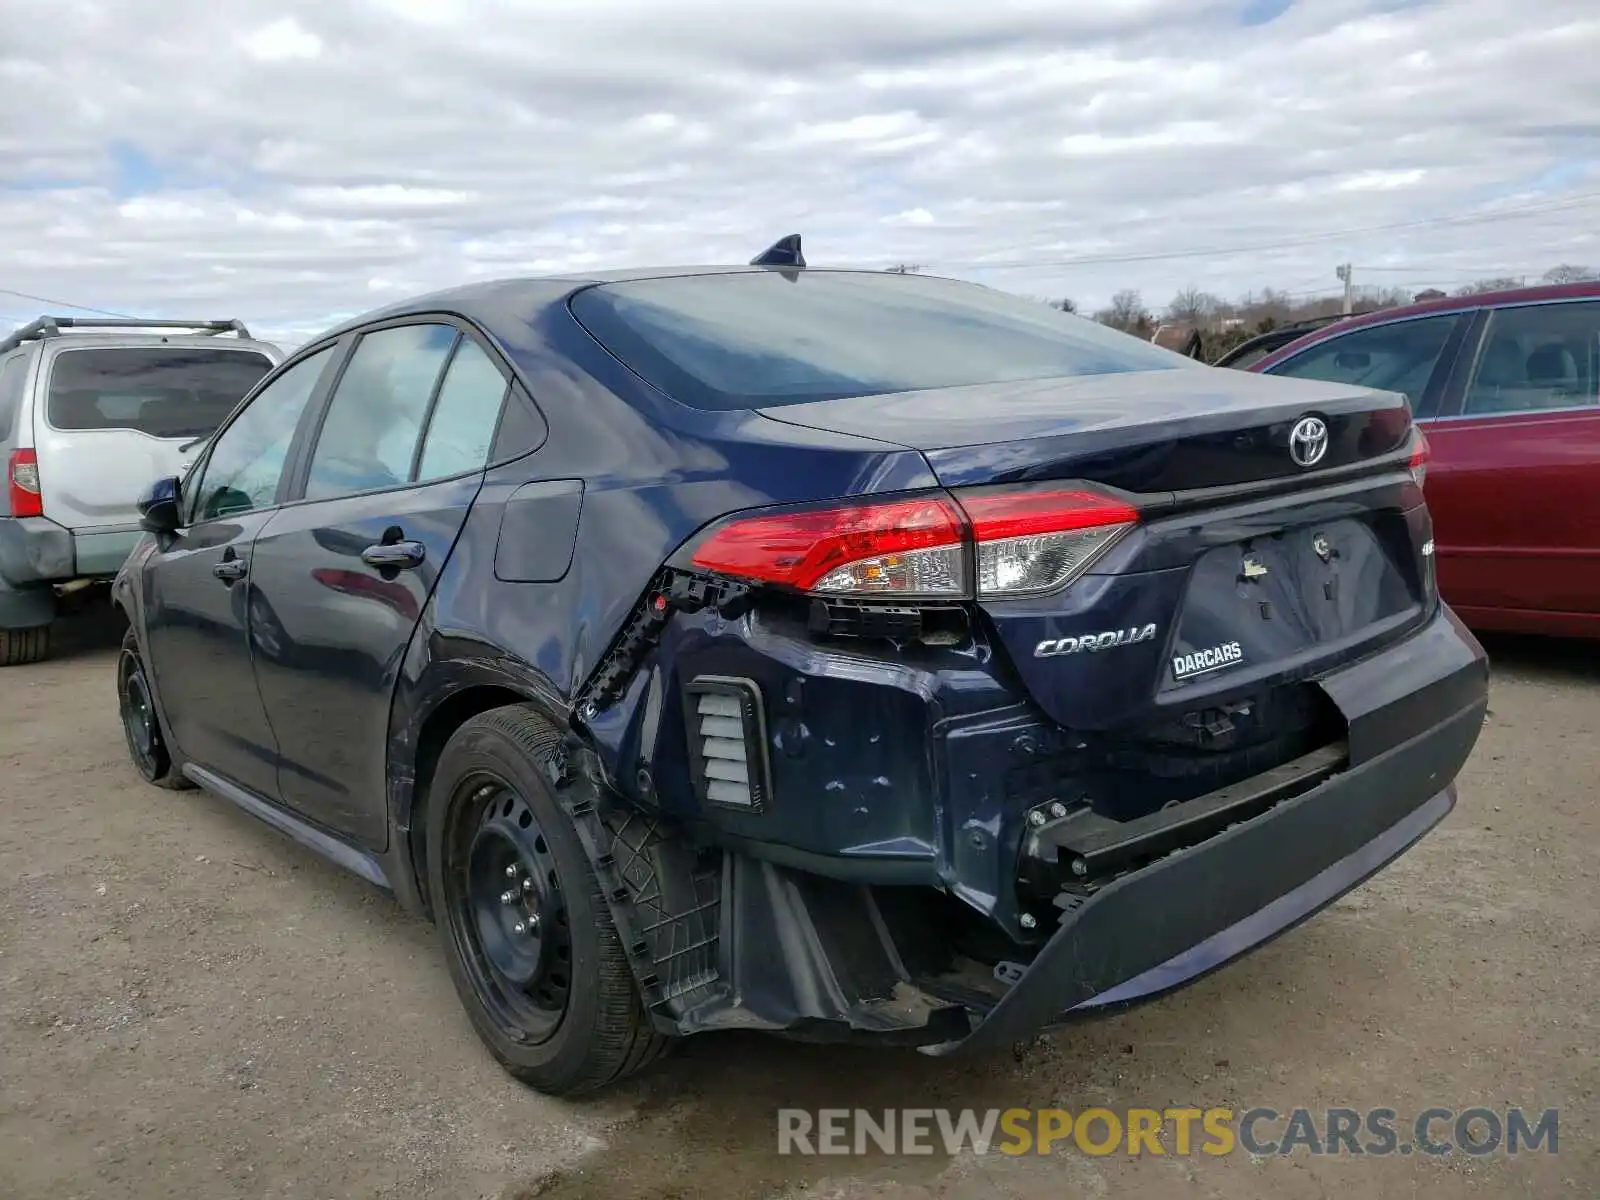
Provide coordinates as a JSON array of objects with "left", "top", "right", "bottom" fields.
[{"left": 684, "top": 676, "right": 771, "bottom": 812}]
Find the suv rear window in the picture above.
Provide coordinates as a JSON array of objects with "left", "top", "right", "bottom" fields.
[
  {"left": 570, "top": 271, "right": 1189, "bottom": 410},
  {"left": 45, "top": 347, "right": 274, "bottom": 438}
]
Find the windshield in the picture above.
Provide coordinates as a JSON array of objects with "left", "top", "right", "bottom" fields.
[
  {"left": 570, "top": 271, "right": 1192, "bottom": 410},
  {"left": 46, "top": 346, "right": 275, "bottom": 438}
]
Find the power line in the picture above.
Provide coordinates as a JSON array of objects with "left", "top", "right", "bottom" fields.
[
  {"left": 0, "top": 286, "right": 135, "bottom": 319},
  {"left": 915, "top": 190, "right": 1600, "bottom": 273}
]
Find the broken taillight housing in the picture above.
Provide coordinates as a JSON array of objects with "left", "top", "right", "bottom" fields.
[
  {"left": 7, "top": 449, "right": 41, "bottom": 518},
  {"left": 687, "top": 486, "right": 1138, "bottom": 601}
]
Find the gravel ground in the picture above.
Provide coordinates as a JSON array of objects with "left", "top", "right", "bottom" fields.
[{"left": 1, "top": 601, "right": 1595, "bottom": 1199}]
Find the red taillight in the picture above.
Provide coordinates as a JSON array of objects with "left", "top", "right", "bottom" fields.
[
  {"left": 688, "top": 487, "right": 1139, "bottom": 600},
  {"left": 959, "top": 489, "right": 1139, "bottom": 540},
  {"left": 1408, "top": 428, "right": 1430, "bottom": 488},
  {"left": 689, "top": 496, "right": 967, "bottom": 596},
  {"left": 7, "top": 449, "right": 41, "bottom": 518}
]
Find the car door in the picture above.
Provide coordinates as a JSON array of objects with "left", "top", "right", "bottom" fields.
[
  {"left": 141, "top": 345, "right": 340, "bottom": 798},
  {"left": 246, "top": 320, "right": 514, "bottom": 847},
  {"left": 1416, "top": 298, "right": 1600, "bottom": 621}
]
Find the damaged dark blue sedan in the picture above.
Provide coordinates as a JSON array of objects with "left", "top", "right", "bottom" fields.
[{"left": 113, "top": 238, "right": 1488, "bottom": 1095}]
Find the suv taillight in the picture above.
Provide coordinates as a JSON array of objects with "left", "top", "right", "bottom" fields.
[
  {"left": 686, "top": 487, "right": 1138, "bottom": 600},
  {"left": 7, "top": 449, "right": 41, "bottom": 518}
]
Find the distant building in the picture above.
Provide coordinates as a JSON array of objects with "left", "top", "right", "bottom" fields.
[{"left": 1150, "top": 323, "right": 1204, "bottom": 358}]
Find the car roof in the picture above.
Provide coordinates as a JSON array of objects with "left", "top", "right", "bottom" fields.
[
  {"left": 313, "top": 265, "right": 927, "bottom": 345},
  {"left": 1252, "top": 280, "right": 1600, "bottom": 370}
]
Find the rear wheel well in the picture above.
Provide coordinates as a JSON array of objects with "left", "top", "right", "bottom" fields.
[{"left": 405, "top": 685, "right": 552, "bottom": 918}]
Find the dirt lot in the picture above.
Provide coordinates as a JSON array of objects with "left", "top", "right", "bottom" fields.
[{"left": 1, "top": 602, "right": 1595, "bottom": 1200}]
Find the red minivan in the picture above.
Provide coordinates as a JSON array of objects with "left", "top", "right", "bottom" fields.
[{"left": 1246, "top": 282, "right": 1600, "bottom": 639}]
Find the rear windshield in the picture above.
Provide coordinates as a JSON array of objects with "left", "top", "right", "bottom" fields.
[
  {"left": 570, "top": 271, "right": 1190, "bottom": 410},
  {"left": 46, "top": 346, "right": 274, "bottom": 438}
]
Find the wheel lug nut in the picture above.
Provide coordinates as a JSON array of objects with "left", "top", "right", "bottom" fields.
[
  {"left": 513, "top": 921, "right": 526, "bottom": 934},
  {"left": 504, "top": 864, "right": 518, "bottom": 879},
  {"left": 1027, "top": 810, "right": 1046, "bottom": 827},
  {"left": 1049, "top": 801, "right": 1068, "bottom": 819},
  {"left": 500, "top": 889, "right": 517, "bottom": 904},
  {"left": 522, "top": 877, "right": 534, "bottom": 893},
  {"left": 1019, "top": 913, "right": 1037, "bottom": 929},
  {"left": 526, "top": 914, "right": 540, "bottom": 930}
]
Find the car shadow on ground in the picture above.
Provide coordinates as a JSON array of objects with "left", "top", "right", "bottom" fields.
[
  {"left": 1476, "top": 630, "right": 1600, "bottom": 684},
  {"left": 44, "top": 589, "right": 128, "bottom": 661}
]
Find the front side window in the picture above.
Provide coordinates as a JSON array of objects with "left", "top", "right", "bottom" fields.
[
  {"left": 1462, "top": 301, "right": 1600, "bottom": 416},
  {"left": 190, "top": 348, "right": 333, "bottom": 522},
  {"left": 45, "top": 347, "right": 274, "bottom": 438},
  {"left": 1269, "top": 314, "right": 1462, "bottom": 410},
  {"left": 303, "top": 324, "right": 456, "bottom": 501},
  {"left": 570, "top": 270, "right": 1192, "bottom": 411}
]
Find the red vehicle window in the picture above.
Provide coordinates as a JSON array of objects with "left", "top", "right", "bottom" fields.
[
  {"left": 1266, "top": 314, "right": 1463, "bottom": 414},
  {"left": 1462, "top": 301, "right": 1600, "bottom": 416}
]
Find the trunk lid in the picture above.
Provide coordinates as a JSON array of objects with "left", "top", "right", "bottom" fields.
[
  {"left": 762, "top": 369, "right": 1431, "bottom": 749},
  {"left": 756, "top": 367, "right": 1411, "bottom": 492}
]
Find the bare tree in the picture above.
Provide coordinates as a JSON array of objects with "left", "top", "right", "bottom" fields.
[
  {"left": 1455, "top": 277, "right": 1523, "bottom": 295},
  {"left": 1166, "top": 287, "right": 1220, "bottom": 325},
  {"left": 1543, "top": 264, "right": 1597, "bottom": 284},
  {"left": 884, "top": 263, "right": 924, "bottom": 274},
  {"left": 1096, "top": 289, "right": 1150, "bottom": 333},
  {"left": 1050, "top": 298, "right": 1078, "bottom": 313}
]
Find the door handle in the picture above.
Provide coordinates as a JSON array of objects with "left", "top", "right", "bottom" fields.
[
  {"left": 360, "top": 540, "right": 426, "bottom": 570},
  {"left": 211, "top": 556, "right": 247, "bottom": 583}
]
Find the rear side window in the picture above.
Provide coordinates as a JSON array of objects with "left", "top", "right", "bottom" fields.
[
  {"left": 1463, "top": 301, "right": 1600, "bottom": 416},
  {"left": 570, "top": 271, "right": 1190, "bottom": 410},
  {"left": 0, "top": 354, "right": 26, "bottom": 441},
  {"left": 45, "top": 347, "right": 274, "bottom": 438},
  {"left": 303, "top": 324, "right": 456, "bottom": 501},
  {"left": 1268, "top": 314, "right": 1461, "bottom": 408}
]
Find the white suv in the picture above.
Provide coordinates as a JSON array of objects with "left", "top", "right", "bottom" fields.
[{"left": 0, "top": 316, "right": 282, "bottom": 664}]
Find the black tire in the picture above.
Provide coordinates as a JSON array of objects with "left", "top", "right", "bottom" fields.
[
  {"left": 426, "top": 704, "right": 671, "bottom": 1096},
  {"left": 0, "top": 625, "right": 50, "bottom": 666},
  {"left": 116, "top": 628, "right": 193, "bottom": 790}
]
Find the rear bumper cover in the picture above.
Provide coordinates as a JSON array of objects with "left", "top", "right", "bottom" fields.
[{"left": 927, "top": 607, "right": 1487, "bottom": 1054}]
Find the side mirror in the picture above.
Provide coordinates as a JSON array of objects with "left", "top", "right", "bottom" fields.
[{"left": 138, "top": 475, "right": 183, "bottom": 535}]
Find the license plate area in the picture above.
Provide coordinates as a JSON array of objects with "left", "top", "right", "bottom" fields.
[{"left": 1162, "top": 517, "right": 1414, "bottom": 692}]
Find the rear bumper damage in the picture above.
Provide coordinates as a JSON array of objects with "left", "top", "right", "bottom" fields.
[
  {"left": 594, "top": 604, "right": 1487, "bottom": 1047},
  {"left": 927, "top": 700, "right": 1477, "bottom": 1053}
]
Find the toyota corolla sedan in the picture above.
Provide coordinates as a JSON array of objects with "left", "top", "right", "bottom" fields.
[{"left": 113, "top": 240, "right": 1488, "bottom": 1095}]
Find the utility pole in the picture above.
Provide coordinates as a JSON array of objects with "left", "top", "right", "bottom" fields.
[{"left": 1336, "top": 263, "right": 1354, "bottom": 315}]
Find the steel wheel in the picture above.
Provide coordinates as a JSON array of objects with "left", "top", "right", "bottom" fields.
[
  {"left": 118, "top": 644, "right": 162, "bottom": 777},
  {"left": 444, "top": 774, "right": 574, "bottom": 1044}
]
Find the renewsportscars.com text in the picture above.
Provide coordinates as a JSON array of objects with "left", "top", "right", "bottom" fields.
[{"left": 777, "top": 1106, "right": 1559, "bottom": 1158}]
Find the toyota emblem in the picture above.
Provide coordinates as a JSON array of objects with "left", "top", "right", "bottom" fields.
[{"left": 1288, "top": 416, "right": 1329, "bottom": 468}]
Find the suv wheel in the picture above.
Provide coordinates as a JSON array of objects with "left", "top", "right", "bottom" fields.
[
  {"left": 0, "top": 626, "right": 50, "bottom": 666},
  {"left": 116, "top": 629, "right": 192, "bottom": 789},
  {"left": 426, "top": 705, "right": 670, "bottom": 1096}
]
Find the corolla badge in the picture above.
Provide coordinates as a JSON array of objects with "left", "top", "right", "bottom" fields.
[
  {"left": 1035, "top": 623, "right": 1158, "bottom": 658},
  {"left": 1288, "top": 416, "right": 1329, "bottom": 467}
]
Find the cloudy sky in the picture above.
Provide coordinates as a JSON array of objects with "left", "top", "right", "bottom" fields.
[{"left": 2, "top": 0, "right": 1596, "bottom": 349}]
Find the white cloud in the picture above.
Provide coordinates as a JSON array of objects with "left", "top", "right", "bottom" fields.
[
  {"left": 241, "top": 17, "right": 324, "bottom": 62},
  {"left": 0, "top": 0, "right": 1596, "bottom": 347}
]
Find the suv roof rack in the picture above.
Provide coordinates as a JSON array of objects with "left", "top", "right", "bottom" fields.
[{"left": 0, "top": 315, "right": 253, "bottom": 356}]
